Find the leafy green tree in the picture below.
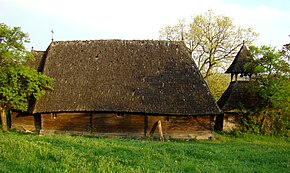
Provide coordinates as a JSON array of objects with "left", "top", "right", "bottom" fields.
[
  {"left": 159, "top": 10, "right": 258, "bottom": 79},
  {"left": 204, "top": 73, "right": 230, "bottom": 101},
  {"left": 242, "top": 45, "right": 290, "bottom": 136},
  {"left": 248, "top": 45, "right": 290, "bottom": 75},
  {"left": 0, "top": 23, "right": 53, "bottom": 131}
]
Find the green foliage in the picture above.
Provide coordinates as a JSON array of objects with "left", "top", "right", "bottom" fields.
[
  {"left": 204, "top": 73, "right": 230, "bottom": 101},
  {"left": 0, "top": 23, "right": 33, "bottom": 65},
  {"left": 0, "top": 64, "right": 53, "bottom": 111},
  {"left": 239, "top": 45, "right": 290, "bottom": 136},
  {"left": 247, "top": 45, "right": 290, "bottom": 75},
  {"left": 159, "top": 10, "right": 258, "bottom": 78},
  {"left": 0, "top": 131, "right": 289, "bottom": 173},
  {"left": 0, "top": 23, "right": 53, "bottom": 112}
]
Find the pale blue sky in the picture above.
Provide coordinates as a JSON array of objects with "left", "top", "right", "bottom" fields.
[{"left": 1, "top": 0, "right": 289, "bottom": 50}]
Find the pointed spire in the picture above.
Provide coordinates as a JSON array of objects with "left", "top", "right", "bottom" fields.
[
  {"left": 225, "top": 43, "right": 254, "bottom": 82},
  {"left": 51, "top": 30, "right": 54, "bottom": 42}
]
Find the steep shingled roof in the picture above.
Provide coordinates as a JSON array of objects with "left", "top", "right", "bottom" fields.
[
  {"left": 225, "top": 45, "right": 254, "bottom": 74},
  {"left": 217, "top": 81, "right": 259, "bottom": 112},
  {"left": 33, "top": 40, "right": 221, "bottom": 115}
]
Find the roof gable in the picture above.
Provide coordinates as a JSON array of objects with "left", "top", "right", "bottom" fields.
[
  {"left": 225, "top": 45, "right": 254, "bottom": 74},
  {"left": 33, "top": 40, "right": 221, "bottom": 115}
]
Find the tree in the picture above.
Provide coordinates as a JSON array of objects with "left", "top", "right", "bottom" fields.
[
  {"left": 247, "top": 45, "right": 290, "bottom": 76},
  {"left": 159, "top": 10, "right": 258, "bottom": 78},
  {"left": 204, "top": 73, "right": 230, "bottom": 101},
  {"left": 0, "top": 23, "right": 53, "bottom": 131},
  {"left": 159, "top": 18, "right": 187, "bottom": 41},
  {"left": 241, "top": 45, "right": 290, "bottom": 136},
  {"left": 282, "top": 38, "right": 290, "bottom": 61}
]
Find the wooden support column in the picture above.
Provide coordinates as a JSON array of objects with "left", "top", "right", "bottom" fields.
[
  {"left": 149, "top": 120, "right": 164, "bottom": 141},
  {"left": 34, "top": 114, "right": 41, "bottom": 135},
  {"left": 90, "top": 112, "right": 93, "bottom": 134},
  {"left": 144, "top": 115, "right": 148, "bottom": 137},
  {"left": 157, "top": 120, "right": 164, "bottom": 141}
]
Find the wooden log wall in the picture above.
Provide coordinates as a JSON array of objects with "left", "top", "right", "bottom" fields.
[
  {"left": 41, "top": 113, "right": 91, "bottom": 135},
  {"left": 11, "top": 112, "right": 215, "bottom": 139},
  {"left": 11, "top": 112, "right": 41, "bottom": 133},
  {"left": 147, "top": 115, "right": 214, "bottom": 140},
  {"left": 92, "top": 113, "right": 144, "bottom": 137},
  {"left": 222, "top": 113, "right": 241, "bottom": 132}
]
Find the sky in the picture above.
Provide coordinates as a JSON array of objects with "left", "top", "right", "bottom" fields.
[{"left": 1, "top": 0, "right": 289, "bottom": 50}]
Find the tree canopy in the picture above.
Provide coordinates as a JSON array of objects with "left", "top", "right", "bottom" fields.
[
  {"left": 241, "top": 45, "right": 290, "bottom": 136},
  {"left": 0, "top": 23, "right": 53, "bottom": 131},
  {"left": 159, "top": 10, "right": 258, "bottom": 78}
]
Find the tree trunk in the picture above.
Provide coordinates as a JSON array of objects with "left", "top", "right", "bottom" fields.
[{"left": 0, "top": 107, "right": 8, "bottom": 132}]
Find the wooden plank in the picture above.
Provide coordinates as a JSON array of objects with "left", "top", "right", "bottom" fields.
[
  {"left": 92, "top": 113, "right": 144, "bottom": 134},
  {"left": 10, "top": 112, "right": 37, "bottom": 133},
  {"left": 41, "top": 113, "right": 91, "bottom": 133},
  {"left": 148, "top": 115, "right": 214, "bottom": 139}
]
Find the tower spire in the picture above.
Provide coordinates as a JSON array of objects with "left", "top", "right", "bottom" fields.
[{"left": 51, "top": 30, "right": 54, "bottom": 42}]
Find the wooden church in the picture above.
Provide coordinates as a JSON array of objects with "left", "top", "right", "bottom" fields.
[{"left": 11, "top": 40, "right": 222, "bottom": 139}]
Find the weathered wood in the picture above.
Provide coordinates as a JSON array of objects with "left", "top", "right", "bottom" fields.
[
  {"left": 40, "top": 112, "right": 145, "bottom": 137},
  {"left": 149, "top": 120, "right": 164, "bottom": 141},
  {"left": 157, "top": 120, "right": 164, "bottom": 141},
  {"left": 144, "top": 115, "right": 148, "bottom": 137},
  {"left": 11, "top": 112, "right": 37, "bottom": 133},
  {"left": 10, "top": 110, "right": 215, "bottom": 139},
  {"left": 148, "top": 115, "right": 214, "bottom": 139},
  {"left": 41, "top": 113, "right": 91, "bottom": 132},
  {"left": 222, "top": 113, "right": 241, "bottom": 132},
  {"left": 214, "top": 114, "right": 224, "bottom": 131},
  {"left": 1, "top": 108, "right": 8, "bottom": 132},
  {"left": 92, "top": 113, "right": 144, "bottom": 135},
  {"left": 149, "top": 121, "right": 158, "bottom": 137}
]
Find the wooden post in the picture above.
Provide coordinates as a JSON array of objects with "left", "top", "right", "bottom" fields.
[
  {"left": 144, "top": 115, "right": 148, "bottom": 137},
  {"left": 90, "top": 112, "right": 93, "bottom": 134},
  {"left": 149, "top": 120, "right": 164, "bottom": 141},
  {"left": 149, "top": 121, "right": 158, "bottom": 136},
  {"left": 34, "top": 114, "right": 41, "bottom": 135},
  {"left": 0, "top": 108, "right": 8, "bottom": 132},
  {"left": 157, "top": 120, "right": 164, "bottom": 141}
]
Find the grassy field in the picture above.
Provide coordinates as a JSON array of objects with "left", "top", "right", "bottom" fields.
[{"left": 0, "top": 131, "right": 289, "bottom": 173}]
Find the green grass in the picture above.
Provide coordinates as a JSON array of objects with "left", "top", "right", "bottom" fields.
[{"left": 0, "top": 131, "right": 289, "bottom": 173}]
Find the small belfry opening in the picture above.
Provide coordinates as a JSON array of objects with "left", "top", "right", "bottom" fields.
[{"left": 225, "top": 42, "right": 254, "bottom": 82}]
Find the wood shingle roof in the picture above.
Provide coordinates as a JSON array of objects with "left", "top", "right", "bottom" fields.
[
  {"left": 32, "top": 40, "right": 221, "bottom": 115},
  {"left": 217, "top": 81, "right": 260, "bottom": 112},
  {"left": 225, "top": 45, "right": 254, "bottom": 74}
]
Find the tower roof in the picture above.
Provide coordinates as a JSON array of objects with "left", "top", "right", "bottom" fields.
[
  {"left": 225, "top": 45, "right": 254, "bottom": 74},
  {"left": 217, "top": 81, "right": 260, "bottom": 112}
]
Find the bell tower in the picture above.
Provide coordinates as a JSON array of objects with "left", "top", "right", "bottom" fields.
[{"left": 225, "top": 42, "right": 254, "bottom": 82}]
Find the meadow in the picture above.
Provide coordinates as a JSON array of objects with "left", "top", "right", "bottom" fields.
[{"left": 0, "top": 131, "right": 289, "bottom": 173}]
